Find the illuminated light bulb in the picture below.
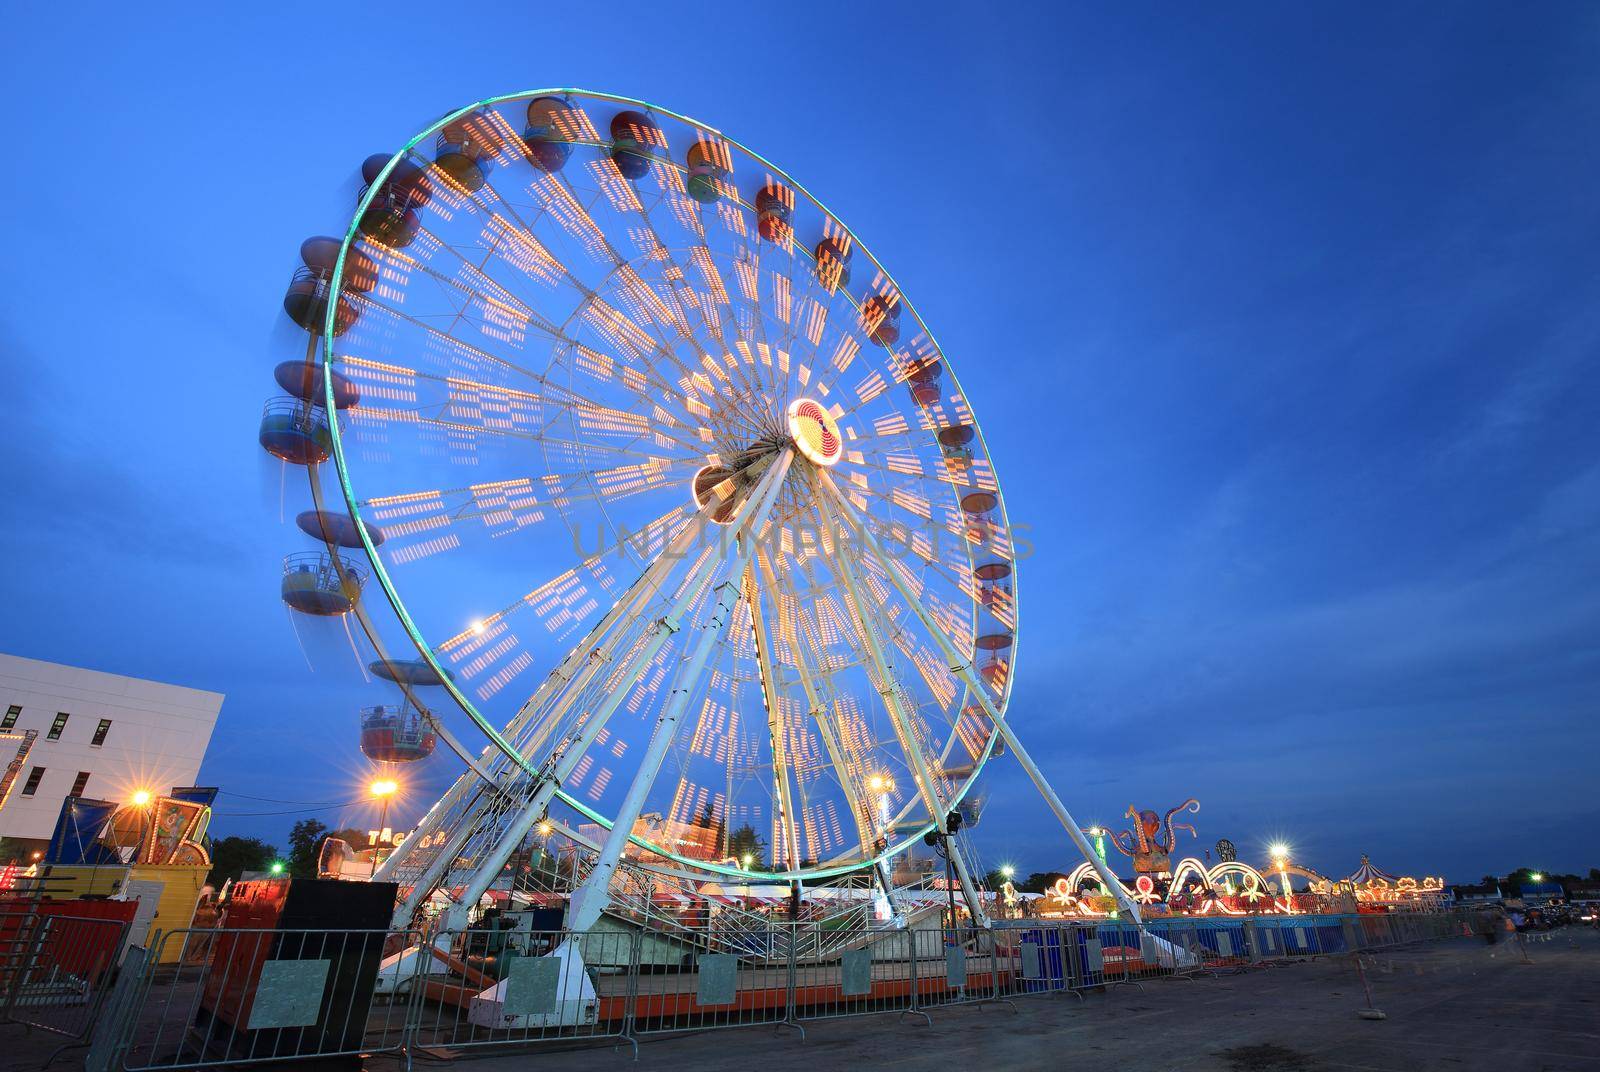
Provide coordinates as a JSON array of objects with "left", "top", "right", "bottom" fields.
[
  {"left": 370, "top": 779, "right": 398, "bottom": 797},
  {"left": 131, "top": 790, "right": 152, "bottom": 807},
  {"left": 470, "top": 619, "right": 486, "bottom": 636}
]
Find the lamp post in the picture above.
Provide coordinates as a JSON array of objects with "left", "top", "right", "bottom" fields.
[
  {"left": 370, "top": 779, "right": 398, "bottom": 878},
  {"left": 1087, "top": 825, "right": 1111, "bottom": 897},
  {"left": 924, "top": 809, "right": 965, "bottom": 939},
  {"left": 868, "top": 773, "right": 894, "bottom": 830},
  {"left": 1270, "top": 843, "right": 1291, "bottom": 914},
  {"left": 130, "top": 789, "right": 153, "bottom": 864}
]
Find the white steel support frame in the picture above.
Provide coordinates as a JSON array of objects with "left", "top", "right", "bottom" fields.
[
  {"left": 821, "top": 473, "right": 1146, "bottom": 925},
  {"left": 384, "top": 460, "right": 787, "bottom": 928},
  {"left": 816, "top": 494, "right": 990, "bottom": 928},
  {"left": 566, "top": 450, "right": 796, "bottom": 934},
  {"left": 449, "top": 456, "right": 793, "bottom": 928},
  {"left": 744, "top": 562, "right": 804, "bottom": 874},
  {"left": 376, "top": 502, "right": 726, "bottom": 927},
  {"left": 759, "top": 551, "right": 904, "bottom": 922}
]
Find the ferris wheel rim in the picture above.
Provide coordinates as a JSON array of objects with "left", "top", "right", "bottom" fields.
[{"left": 319, "top": 86, "right": 1019, "bottom": 883}]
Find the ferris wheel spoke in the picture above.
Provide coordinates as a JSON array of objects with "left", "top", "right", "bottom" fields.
[
  {"left": 759, "top": 550, "right": 880, "bottom": 854},
  {"left": 565, "top": 449, "right": 793, "bottom": 930},
  {"left": 817, "top": 494, "right": 988, "bottom": 922},
  {"left": 370, "top": 209, "right": 735, "bottom": 444},
  {"left": 821, "top": 474, "right": 1140, "bottom": 920},
  {"left": 336, "top": 282, "right": 716, "bottom": 450},
  {"left": 829, "top": 479, "right": 997, "bottom": 600}
]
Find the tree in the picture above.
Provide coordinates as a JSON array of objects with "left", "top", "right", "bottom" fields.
[
  {"left": 208, "top": 836, "right": 278, "bottom": 885},
  {"left": 287, "top": 819, "right": 329, "bottom": 879},
  {"left": 1019, "top": 871, "right": 1067, "bottom": 894},
  {"left": 982, "top": 869, "right": 1015, "bottom": 891},
  {"left": 694, "top": 804, "right": 725, "bottom": 854},
  {"left": 726, "top": 823, "right": 765, "bottom": 868}
]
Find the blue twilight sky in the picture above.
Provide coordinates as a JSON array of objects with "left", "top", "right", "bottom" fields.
[{"left": 1, "top": 4, "right": 1596, "bottom": 882}]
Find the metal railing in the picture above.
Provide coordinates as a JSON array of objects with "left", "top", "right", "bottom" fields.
[
  {"left": 82, "top": 909, "right": 1476, "bottom": 1070},
  {"left": 1, "top": 903, "right": 132, "bottom": 1044}
]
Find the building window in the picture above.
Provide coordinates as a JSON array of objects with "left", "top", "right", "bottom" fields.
[
  {"left": 70, "top": 771, "right": 91, "bottom": 796},
  {"left": 91, "top": 719, "right": 112, "bottom": 747},
  {"left": 47, "top": 712, "right": 70, "bottom": 740},
  {"left": 1, "top": 705, "right": 18, "bottom": 730},
  {"left": 21, "top": 767, "right": 45, "bottom": 796}
]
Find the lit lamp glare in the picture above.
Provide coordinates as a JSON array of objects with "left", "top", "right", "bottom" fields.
[
  {"left": 370, "top": 779, "right": 398, "bottom": 798},
  {"left": 130, "top": 789, "right": 152, "bottom": 807},
  {"left": 1269, "top": 842, "right": 1290, "bottom": 862},
  {"left": 1530, "top": 872, "right": 1544, "bottom": 883},
  {"left": 1000, "top": 865, "right": 1015, "bottom": 879}
]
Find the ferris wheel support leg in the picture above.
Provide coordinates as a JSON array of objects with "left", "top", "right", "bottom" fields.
[
  {"left": 449, "top": 462, "right": 791, "bottom": 927},
  {"left": 744, "top": 563, "right": 804, "bottom": 874},
  {"left": 429, "top": 532, "right": 740, "bottom": 928},
  {"left": 565, "top": 452, "right": 794, "bottom": 936},
  {"left": 377, "top": 512, "right": 718, "bottom": 926},
  {"left": 819, "top": 475, "right": 1145, "bottom": 926},
  {"left": 819, "top": 497, "right": 990, "bottom": 928}
]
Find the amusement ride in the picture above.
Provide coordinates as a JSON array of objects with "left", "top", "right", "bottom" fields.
[{"left": 259, "top": 87, "right": 1151, "bottom": 978}]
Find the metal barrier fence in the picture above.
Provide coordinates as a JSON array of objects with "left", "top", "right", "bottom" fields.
[
  {"left": 81, "top": 909, "right": 1474, "bottom": 1069},
  {"left": 1, "top": 903, "right": 132, "bottom": 1045},
  {"left": 106, "top": 928, "right": 415, "bottom": 1072}
]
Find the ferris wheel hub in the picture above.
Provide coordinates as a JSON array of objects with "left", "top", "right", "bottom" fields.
[{"left": 786, "top": 398, "right": 842, "bottom": 468}]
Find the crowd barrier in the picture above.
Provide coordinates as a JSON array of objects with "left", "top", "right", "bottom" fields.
[
  {"left": 1, "top": 902, "right": 132, "bottom": 1048},
  {"left": 78, "top": 909, "right": 1473, "bottom": 1070}
]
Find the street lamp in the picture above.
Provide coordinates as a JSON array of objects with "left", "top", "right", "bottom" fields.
[
  {"left": 130, "top": 789, "right": 154, "bottom": 864},
  {"left": 868, "top": 774, "right": 894, "bottom": 828},
  {"left": 370, "top": 779, "right": 398, "bottom": 877},
  {"left": 1270, "top": 843, "right": 1292, "bottom": 914},
  {"left": 1086, "top": 825, "right": 1111, "bottom": 896},
  {"left": 923, "top": 809, "right": 965, "bottom": 937}
]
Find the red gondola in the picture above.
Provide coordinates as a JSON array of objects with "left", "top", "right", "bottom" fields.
[
  {"left": 524, "top": 97, "right": 578, "bottom": 172},
  {"left": 360, "top": 705, "right": 437, "bottom": 764},
  {"left": 861, "top": 294, "right": 901, "bottom": 347},
  {"left": 755, "top": 183, "right": 793, "bottom": 243}
]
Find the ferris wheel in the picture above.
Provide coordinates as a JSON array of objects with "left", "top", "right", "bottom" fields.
[{"left": 262, "top": 89, "right": 1135, "bottom": 930}]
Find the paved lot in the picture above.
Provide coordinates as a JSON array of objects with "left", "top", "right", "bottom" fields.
[
  {"left": 387, "top": 930, "right": 1600, "bottom": 1072},
  {"left": 4, "top": 930, "right": 1594, "bottom": 1069}
]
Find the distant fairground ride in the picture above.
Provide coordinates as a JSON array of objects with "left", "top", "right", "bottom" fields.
[
  {"left": 1000, "top": 800, "right": 1446, "bottom": 920},
  {"left": 262, "top": 88, "right": 1143, "bottom": 935}
]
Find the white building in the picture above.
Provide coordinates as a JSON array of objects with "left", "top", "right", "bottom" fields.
[{"left": 0, "top": 654, "right": 223, "bottom": 845}]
